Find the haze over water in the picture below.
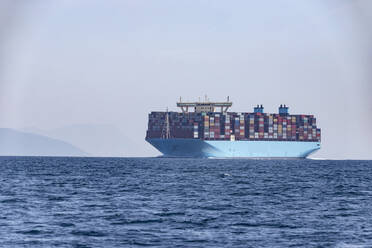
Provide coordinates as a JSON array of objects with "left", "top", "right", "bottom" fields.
[
  {"left": 1, "top": 157, "right": 371, "bottom": 247},
  {"left": 1, "top": 0, "right": 372, "bottom": 159}
]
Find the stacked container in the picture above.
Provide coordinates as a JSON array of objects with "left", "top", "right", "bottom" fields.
[
  {"left": 239, "top": 114, "right": 245, "bottom": 139},
  {"left": 248, "top": 115, "right": 254, "bottom": 139},
  {"left": 193, "top": 122, "right": 198, "bottom": 138},
  {"left": 258, "top": 115, "right": 264, "bottom": 139},
  {"left": 146, "top": 108, "right": 321, "bottom": 143},
  {"left": 268, "top": 115, "right": 273, "bottom": 139},
  {"left": 215, "top": 114, "right": 221, "bottom": 139},
  {"left": 204, "top": 115, "right": 210, "bottom": 139},
  {"left": 234, "top": 116, "right": 240, "bottom": 139},
  {"left": 291, "top": 116, "right": 296, "bottom": 140},
  {"left": 225, "top": 114, "right": 230, "bottom": 140}
]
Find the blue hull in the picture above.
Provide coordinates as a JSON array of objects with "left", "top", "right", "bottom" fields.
[{"left": 146, "top": 138, "right": 320, "bottom": 158}]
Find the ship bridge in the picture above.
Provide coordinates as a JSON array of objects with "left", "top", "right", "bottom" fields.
[{"left": 177, "top": 96, "right": 232, "bottom": 113}]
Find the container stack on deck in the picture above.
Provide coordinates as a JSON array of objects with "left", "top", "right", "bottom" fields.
[{"left": 146, "top": 106, "right": 321, "bottom": 142}]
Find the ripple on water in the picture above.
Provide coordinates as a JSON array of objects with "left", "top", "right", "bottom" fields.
[
  {"left": 0, "top": 198, "right": 26, "bottom": 204},
  {"left": 57, "top": 222, "right": 75, "bottom": 227},
  {"left": 16, "top": 229, "right": 45, "bottom": 235},
  {"left": 110, "top": 219, "right": 164, "bottom": 226},
  {"left": 0, "top": 157, "right": 371, "bottom": 247},
  {"left": 71, "top": 230, "right": 106, "bottom": 237}
]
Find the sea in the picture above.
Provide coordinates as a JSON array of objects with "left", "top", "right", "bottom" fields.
[{"left": 0, "top": 157, "right": 371, "bottom": 248}]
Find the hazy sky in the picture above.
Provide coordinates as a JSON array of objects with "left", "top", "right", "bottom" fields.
[{"left": 0, "top": 0, "right": 371, "bottom": 158}]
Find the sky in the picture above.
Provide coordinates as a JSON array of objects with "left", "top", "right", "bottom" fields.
[{"left": 0, "top": 0, "right": 371, "bottom": 159}]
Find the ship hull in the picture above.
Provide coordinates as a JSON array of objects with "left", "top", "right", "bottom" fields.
[{"left": 146, "top": 138, "right": 320, "bottom": 158}]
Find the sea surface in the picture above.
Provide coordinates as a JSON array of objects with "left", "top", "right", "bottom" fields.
[{"left": 0, "top": 157, "right": 371, "bottom": 248}]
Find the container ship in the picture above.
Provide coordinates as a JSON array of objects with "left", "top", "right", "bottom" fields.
[{"left": 146, "top": 98, "right": 321, "bottom": 158}]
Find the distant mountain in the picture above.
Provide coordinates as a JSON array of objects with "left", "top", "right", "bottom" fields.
[
  {"left": 22, "top": 124, "right": 138, "bottom": 157},
  {"left": 0, "top": 128, "right": 88, "bottom": 156}
]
